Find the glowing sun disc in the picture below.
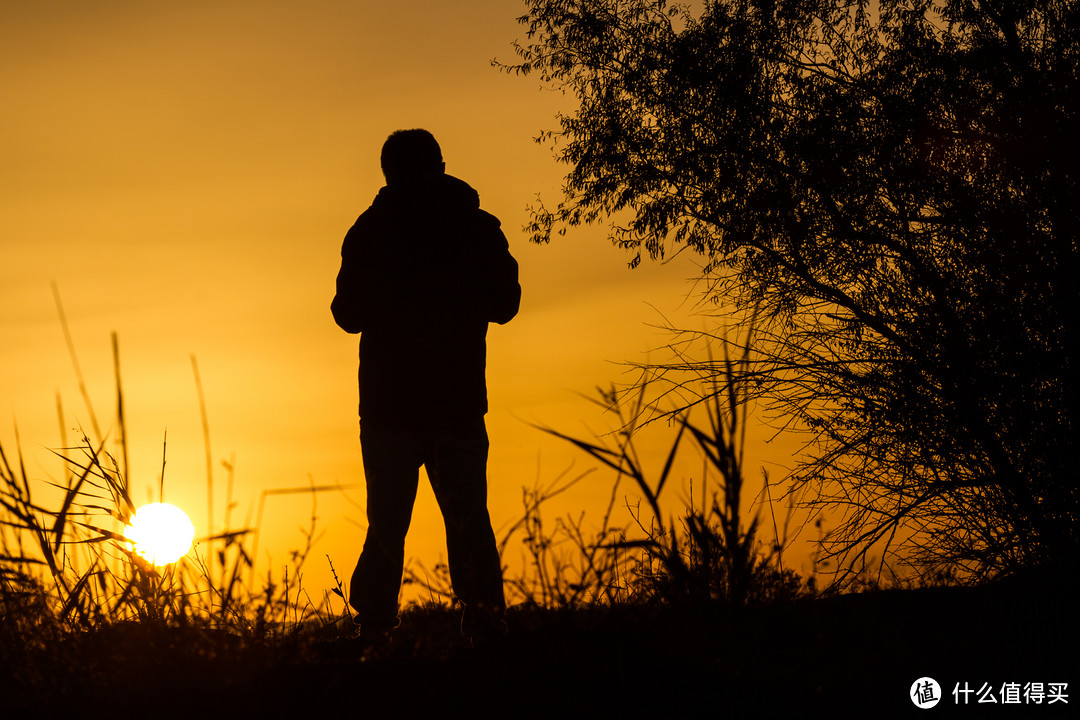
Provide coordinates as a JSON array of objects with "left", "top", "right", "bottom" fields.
[{"left": 125, "top": 503, "right": 196, "bottom": 566}]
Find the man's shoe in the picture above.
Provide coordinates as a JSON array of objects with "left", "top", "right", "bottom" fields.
[
  {"left": 353, "top": 618, "right": 394, "bottom": 659},
  {"left": 461, "top": 605, "right": 508, "bottom": 649}
]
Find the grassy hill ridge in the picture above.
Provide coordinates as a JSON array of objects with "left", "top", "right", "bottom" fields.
[{"left": 5, "top": 574, "right": 1074, "bottom": 717}]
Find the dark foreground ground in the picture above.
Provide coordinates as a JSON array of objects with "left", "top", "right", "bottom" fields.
[{"left": 4, "top": 573, "right": 1075, "bottom": 718}]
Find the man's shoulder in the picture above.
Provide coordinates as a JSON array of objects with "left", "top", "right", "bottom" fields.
[
  {"left": 346, "top": 202, "right": 388, "bottom": 236},
  {"left": 474, "top": 208, "right": 502, "bottom": 230},
  {"left": 461, "top": 209, "right": 509, "bottom": 254},
  {"left": 355, "top": 199, "right": 385, "bottom": 224}
]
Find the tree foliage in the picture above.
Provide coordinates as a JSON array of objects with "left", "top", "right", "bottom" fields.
[{"left": 504, "top": 0, "right": 1078, "bottom": 581}]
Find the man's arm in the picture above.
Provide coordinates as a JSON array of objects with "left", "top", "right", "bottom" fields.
[
  {"left": 331, "top": 217, "right": 372, "bottom": 334},
  {"left": 478, "top": 214, "right": 521, "bottom": 325}
]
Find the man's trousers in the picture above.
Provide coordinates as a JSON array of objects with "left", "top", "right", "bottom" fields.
[{"left": 349, "top": 419, "right": 505, "bottom": 629}]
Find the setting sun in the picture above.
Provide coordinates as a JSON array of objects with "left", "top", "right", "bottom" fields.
[{"left": 124, "top": 503, "right": 196, "bottom": 566}]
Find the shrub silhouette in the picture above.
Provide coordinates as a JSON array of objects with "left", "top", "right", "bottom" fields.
[{"left": 503, "top": 0, "right": 1077, "bottom": 581}]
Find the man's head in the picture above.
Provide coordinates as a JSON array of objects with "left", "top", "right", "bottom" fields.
[{"left": 381, "top": 129, "right": 444, "bottom": 186}]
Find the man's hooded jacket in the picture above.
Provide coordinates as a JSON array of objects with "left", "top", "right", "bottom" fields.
[{"left": 331, "top": 174, "right": 520, "bottom": 429}]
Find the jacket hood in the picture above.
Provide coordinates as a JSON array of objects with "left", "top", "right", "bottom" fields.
[{"left": 371, "top": 173, "right": 480, "bottom": 216}]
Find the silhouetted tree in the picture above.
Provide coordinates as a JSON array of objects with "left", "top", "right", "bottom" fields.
[{"left": 504, "top": 0, "right": 1077, "bottom": 581}]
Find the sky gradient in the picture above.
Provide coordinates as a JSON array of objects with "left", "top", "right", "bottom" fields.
[{"left": 2, "top": 1, "right": 807, "bottom": 599}]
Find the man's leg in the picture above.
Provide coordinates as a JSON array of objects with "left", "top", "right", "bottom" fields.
[
  {"left": 425, "top": 419, "right": 505, "bottom": 635},
  {"left": 349, "top": 426, "right": 422, "bottom": 631}
]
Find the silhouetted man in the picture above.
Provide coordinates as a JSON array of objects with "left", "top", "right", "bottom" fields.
[{"left": 331, "top": 129, "right": 520, "bottom": 645}]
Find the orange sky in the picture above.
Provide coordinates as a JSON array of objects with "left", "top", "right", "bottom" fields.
[{"left": 2, "top": 1, "right": 810, "bottom": 603}]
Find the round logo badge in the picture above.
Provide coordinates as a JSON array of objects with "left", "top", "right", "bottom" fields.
[{"left": 911, "top": 677, "right": 942, "bottom": 709}]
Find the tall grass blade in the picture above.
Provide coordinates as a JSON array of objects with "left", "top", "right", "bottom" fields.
[
  {"left": 191, "top": 355, "right": 214, "bottom": 578},
  {"left": 50, "top": 454, "right": 94, "bottom": 556},
  {"left": 112, "top": 332, "right": 130, "bottom": 482},
  {"left": 52, "top": 282, "right": 101, "bottom": 441}
]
